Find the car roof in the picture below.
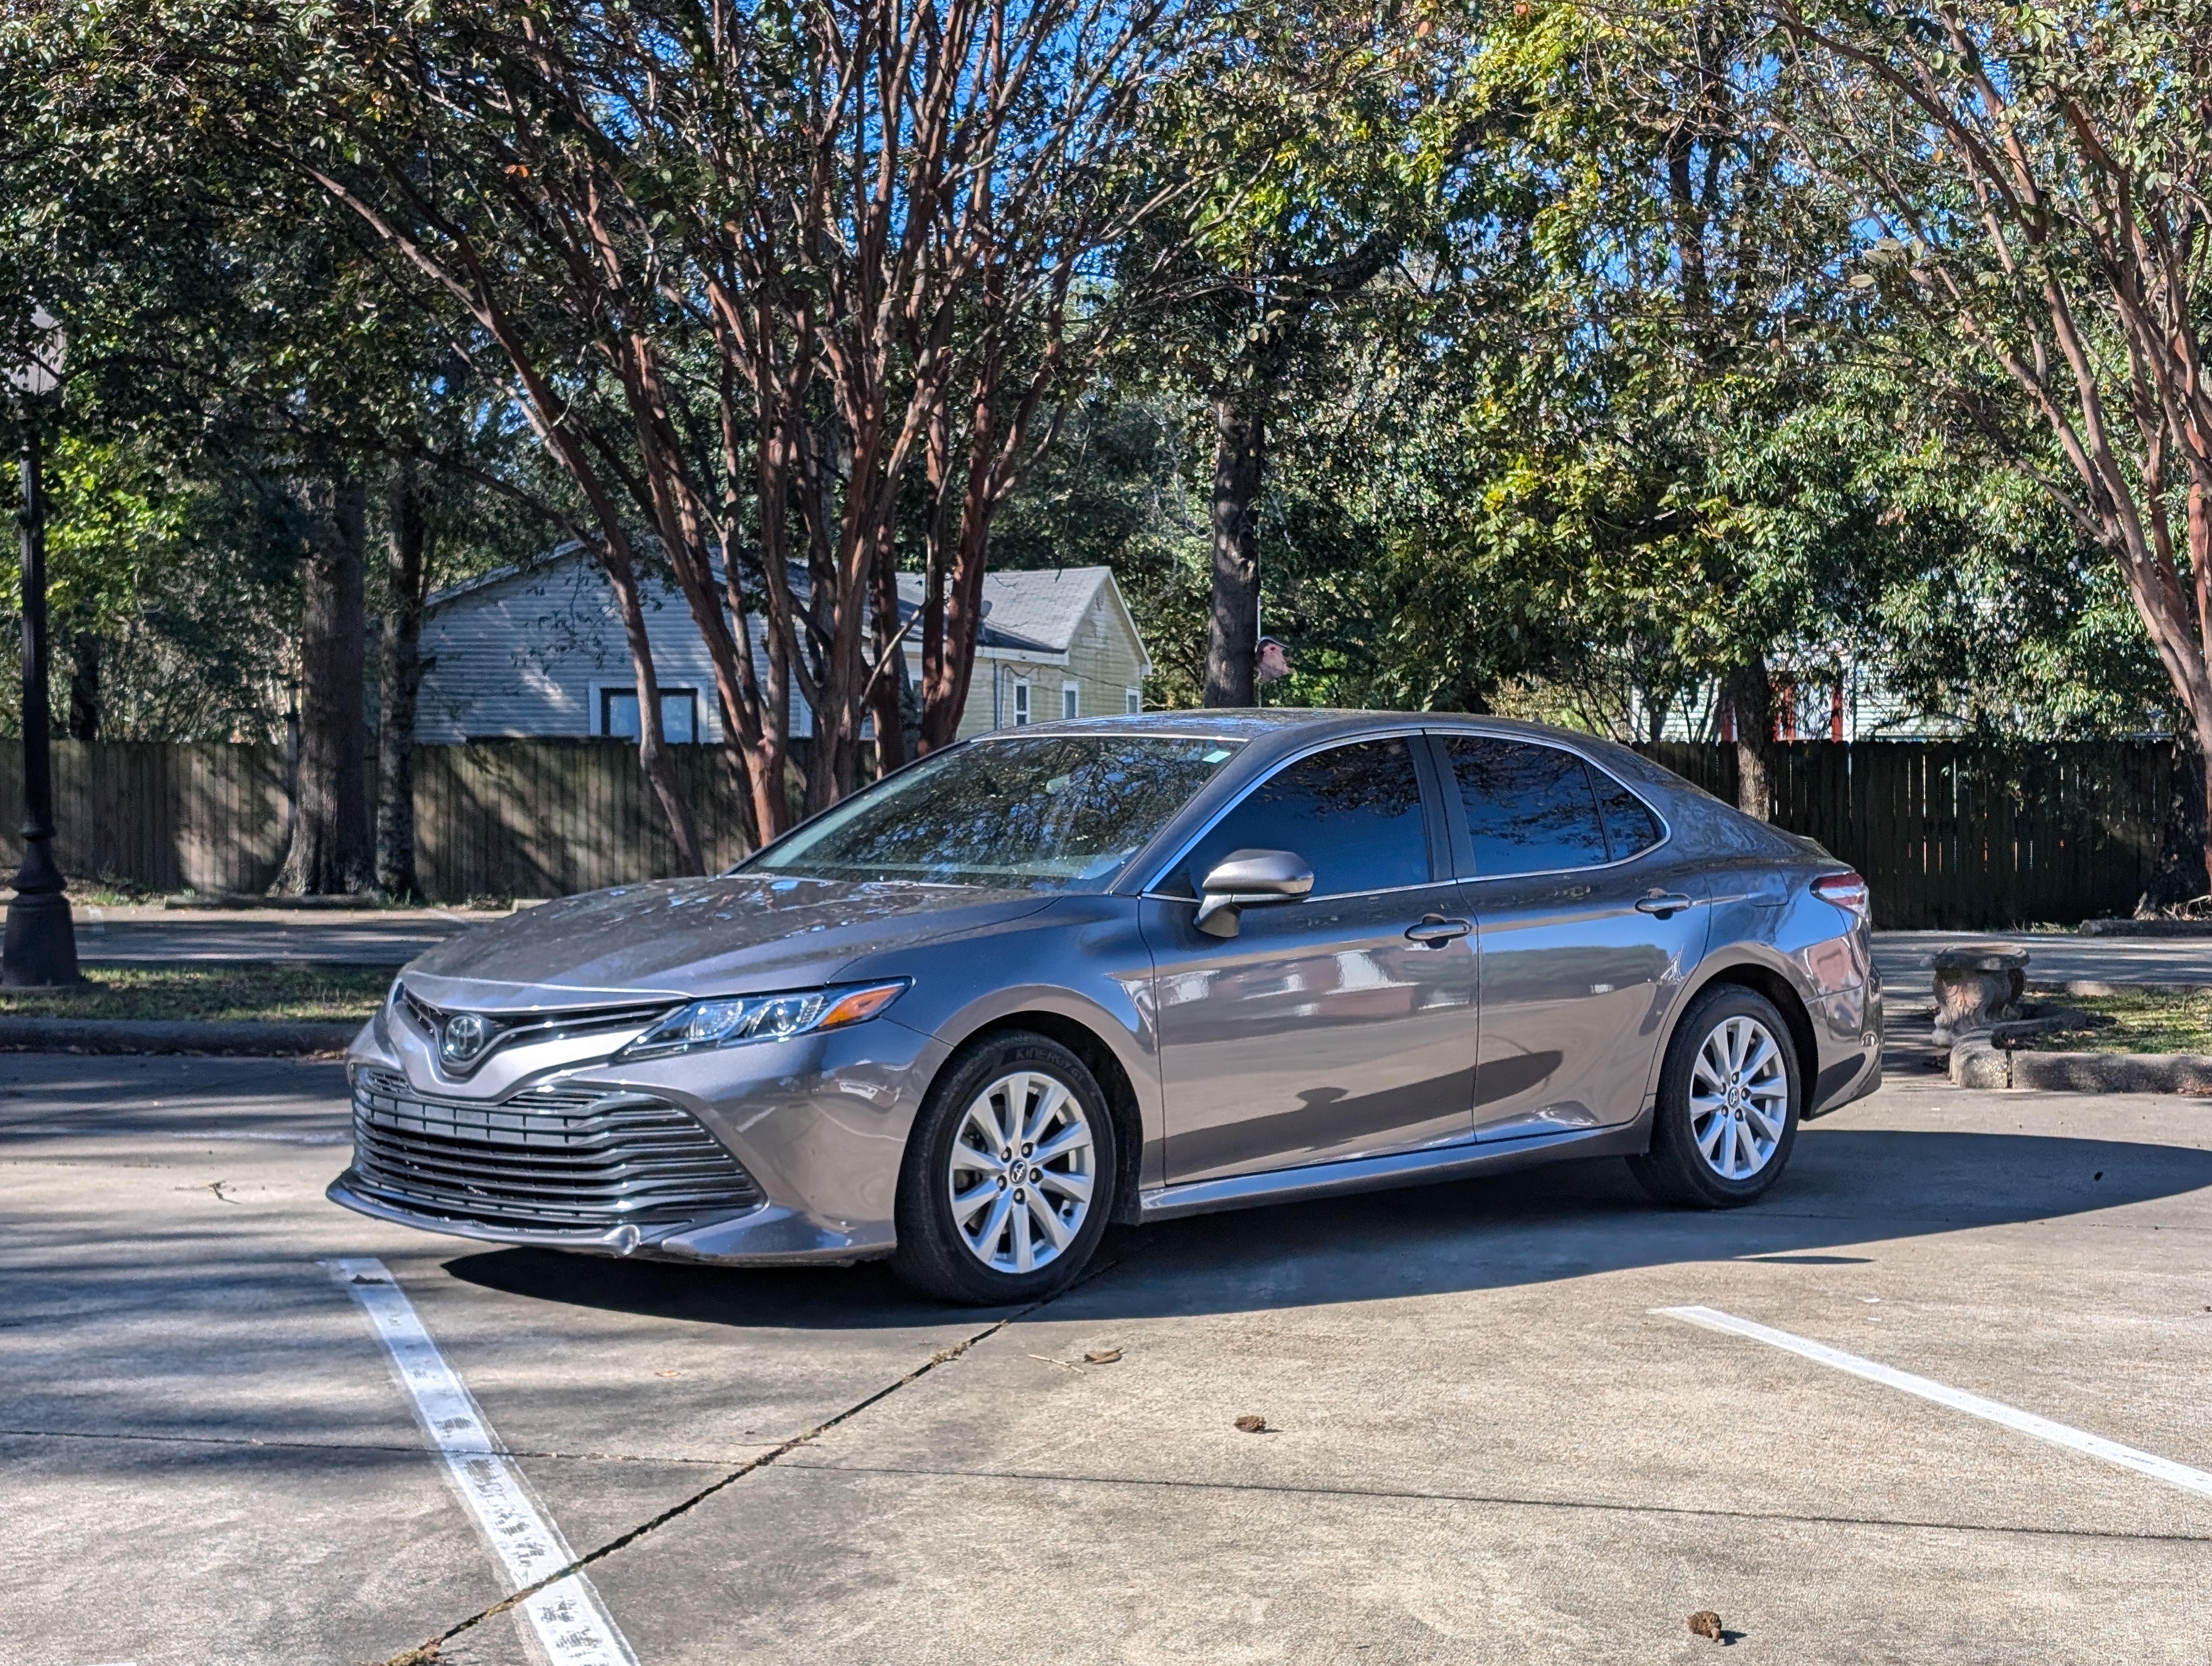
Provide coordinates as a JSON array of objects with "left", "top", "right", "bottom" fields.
[
  {"left": 985, "top": 707, "right": 1638, "bottom": 757},
  {"left": 960, "top": 708, "right": 1802, "bottom": 885}
]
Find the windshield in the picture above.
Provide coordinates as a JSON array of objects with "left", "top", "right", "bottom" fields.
[{"left": 744, "top": 733, "right": 1244, "bottom": 889}]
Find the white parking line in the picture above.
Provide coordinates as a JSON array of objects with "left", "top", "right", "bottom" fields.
[
  {"left": 1660, "top": 1305, "right": 2212, "bottom": 1502},
  {"left": 326, "top": 1258, "right": 638, "bottom": 1665}
]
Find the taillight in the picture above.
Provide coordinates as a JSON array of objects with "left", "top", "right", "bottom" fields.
[{"left": 1812, "top": 871, "right": 1870, "bottom": 916}]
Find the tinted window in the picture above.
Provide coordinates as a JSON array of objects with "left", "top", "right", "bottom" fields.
[
  {"left": 1446, "top": 737, "right": 1610, "bottom": 876},
  {"left": 749, "top": 734, "right": 1242, "bottom": 889},
  {"left": 1167, "top": 739, "right": 1429, "bottom": 898},
  {"left": 1591, "top": 770, "right": 1662, "bottom": 860}
]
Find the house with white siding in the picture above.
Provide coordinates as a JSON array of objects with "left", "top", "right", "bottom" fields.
[{"left": 411, "top": 546, "right": 1152, "bottom": 745}]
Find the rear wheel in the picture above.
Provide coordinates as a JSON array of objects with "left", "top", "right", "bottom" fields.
[
  {"left": 891, "top": 1033, "right": 1116, "bottom": 1304},
  {"left": 1629, "top": 985, "right": 1800, "bottom": 1208}
]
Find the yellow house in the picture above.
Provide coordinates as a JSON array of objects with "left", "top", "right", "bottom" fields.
[{"left": 911, "top": 566, "right": 1154, "bottom": 737}]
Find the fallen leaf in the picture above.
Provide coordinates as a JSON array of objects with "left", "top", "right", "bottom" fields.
[
  {"left": 1234, "top": 1414, "right": 1267, "bottom": 1433},
  {"left": 1083, "top": 1348, "right": 1122, "bottom": 1364},
  {"left": 654, "top": 1369, "right": 681, "bottom": 1378},
  {"left": 1688, "top": 1611, "right": 1723, "bottom": 1642}
]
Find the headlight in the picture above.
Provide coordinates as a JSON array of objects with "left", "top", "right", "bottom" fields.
[{"left": 615, "top": 980, "right": 910, "bottom": 1061}]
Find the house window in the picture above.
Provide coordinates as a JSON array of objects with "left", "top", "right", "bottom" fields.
[
  {"left": 1124, "top": 688, "right": 1142, "bottom": 715},
  {"left": 1061, "top": 682, "right": 1080, "bottom": 721},
  {"left": 1012, "top": 680, "right": 1031, "bottom": 725},
  {"left": 602, "top": 688, "right": 698, "bottom": 744}
]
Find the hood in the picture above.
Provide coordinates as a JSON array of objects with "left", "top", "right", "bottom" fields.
[{"left": 400, "top": 875, "right": 1057, "bottom": 1013}]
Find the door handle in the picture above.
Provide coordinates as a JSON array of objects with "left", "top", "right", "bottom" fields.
[
  {"left": 1405, "top": 915, "right": 1472, "bottom": 945},
  {"left": 1635, "top": 892, "right": 1695, "bottom": 918}
]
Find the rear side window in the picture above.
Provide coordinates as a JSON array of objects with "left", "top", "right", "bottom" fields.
[
  {"left": 1445, "top": 736, "right": 1610, "bottom": 876},
  {"left": 1590, "top": 770, "right": 1663, "bottom": 860},
  {"left": 1165, "top": 738, "right": 1430, "bottom": 898}
]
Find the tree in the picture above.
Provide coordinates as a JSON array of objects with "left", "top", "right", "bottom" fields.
[
  {"left": 275, "top": 470, "right": 372, "bottom": 893},
  {"left": 1775, "top": 0, "right": 2212, "bottom": 885},
  {"left": 1129, "top": 0, "right": 1502, "bottom": 707},
  {"left": 8, "top": 4, "right": 462, "bottom": 892},
  {"left": 155, "top": 0, "right": 1205, "bottom": 866},
  {"left": 376, "top": 460, "right": 432, "bottom": 899}
]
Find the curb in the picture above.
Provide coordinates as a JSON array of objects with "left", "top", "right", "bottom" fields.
[
  {"left": 2078, "top": 919, "right": 2212, "bottom": 938},
  {"left": 0, "top": 1017, "right": 362, "bottom": 1056},
  {"left": 1950, "top": 1036, "right": 2212, "bottom": 1093},
  {"left": 2028, "top": 979, "right": 2212, "bottom": 998},
  {"left": 160, "top": 893, "right": 382, "bottom": 912}
]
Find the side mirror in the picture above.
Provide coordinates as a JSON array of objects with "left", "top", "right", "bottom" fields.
[{"left": 1194, "top": 848, "right": 1315, "bottom": 938}]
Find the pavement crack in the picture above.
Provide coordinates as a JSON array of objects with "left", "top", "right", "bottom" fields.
[
  {"left": 0, "top": 1426, "right": 747, "bottom": 1465},
  {"left": 777, "top": 1461, "right": 2212, "bottom": 1544},
  {"left": 375, "top": 1257, "right": 1123, "bottom": 1666}
]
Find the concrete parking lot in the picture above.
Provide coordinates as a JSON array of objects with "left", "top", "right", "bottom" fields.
[{"left": 5, "top": 1053, "right": 2210, "bottom": 1664}]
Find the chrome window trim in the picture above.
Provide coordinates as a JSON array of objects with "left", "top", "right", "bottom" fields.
[
  {"left": 964, "top": 727, "right": 1251, "bottom": 747},
  {"left": 1136, "top": 726, "right": 1444, "bottom": 902},
  {"left": 1428, "top": 727, "right": 1676, "bottom": 881}
]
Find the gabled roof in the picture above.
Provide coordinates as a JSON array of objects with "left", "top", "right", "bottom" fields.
[
  {"left": 423, "top": 541, "right": 596, "bottom": 613},
  {"left": 930, "top": 567, "right": 1107, "bottom": 652},
  {"left": 898, "top": 566, "right": 1149, "bottom": 670}
]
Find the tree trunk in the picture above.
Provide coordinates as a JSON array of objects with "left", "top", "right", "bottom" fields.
[
  {"left": 1204, "top": 390, "right": 1264, "bottom": 708},
  {"left": 66, "top": 632, "right": 98, "bottom": 740},
  {"left": 868, "top": 536, "right": 907, "bottom": 777},
  {"left": 278, "top": 475, "right": 373, "bottom": 895},
  {"left": 1724, "top": 654, "right": 1776, "bottom": 822},
  {"left": 602, "top": 540, "right": 703, "bottom": 875},
  {"left": 376, "top": 464, "right": 432, "bottom": 899}
]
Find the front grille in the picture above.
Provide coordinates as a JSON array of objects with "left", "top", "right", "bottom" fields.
[{"left": 348, "top": 1068, "right": 763, "bottom": 1235}]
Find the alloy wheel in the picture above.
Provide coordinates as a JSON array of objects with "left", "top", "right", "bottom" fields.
[
  {"left": 1689, "top": 1014, "right": 1789, "bottom": 1181},
  {"left": 946, "top": 1070, "right": 1096, "bottom": 1274}
]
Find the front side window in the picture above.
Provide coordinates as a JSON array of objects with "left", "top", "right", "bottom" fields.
[
  {"left": 1163, "top": 738, "right": 1430, "bottom": 899},
  {"left": 1446, "top": 736, "right": 1611, "bottom": 875},
  {"left": 747, "top": 734, "right": 1243, "bottom": 889}
]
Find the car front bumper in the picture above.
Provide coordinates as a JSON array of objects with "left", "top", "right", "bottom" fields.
[
  {"left": 326, "top": 1002, "right": 946, "bottom": 1265},
  {"left": 324, "top": 1171, "right": 889, "bottom": 1264}
]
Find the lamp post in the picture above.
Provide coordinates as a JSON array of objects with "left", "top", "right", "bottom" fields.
[{"left": 3, "top": 307, "right": 80, "bottom": 986}]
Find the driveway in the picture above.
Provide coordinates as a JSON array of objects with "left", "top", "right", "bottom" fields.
[
  {"left": 72, "top": 905, "right": 478, "bottom": 965},
  {"left": 4, "top": 1052, "right": 2209, "bottom": 1664},
  {"left": 1870, "top": 929, "right": 2212, "bottom": 999}
]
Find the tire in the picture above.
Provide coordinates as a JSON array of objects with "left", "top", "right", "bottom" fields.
[
  {"left": 1628, "top": 985, "right": 1801, "bottom": 1209},
  {"left": 890, "top": 1032, "right": 1118, "bottom": 1304}
]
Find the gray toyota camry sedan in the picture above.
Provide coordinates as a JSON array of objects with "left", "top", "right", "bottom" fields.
[{"left": 332, "top": 711, "right": 1881, "bottom": 1303}]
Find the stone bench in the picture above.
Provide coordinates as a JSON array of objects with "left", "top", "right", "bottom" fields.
[{"left": 1932, "top": 946, "right": 2028, "bottom": 1046}]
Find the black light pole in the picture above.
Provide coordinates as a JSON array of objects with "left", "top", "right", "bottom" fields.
[{"left": 4, "top": 311, "right": 80, "bottom": 986}]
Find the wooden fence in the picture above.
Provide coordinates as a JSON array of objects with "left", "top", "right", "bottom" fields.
[
  {"left": 413, "top": 741, "right": 762, "bottom": 900},
  {"left": 0, "top": 741, "right": 291, "bottom": 895},
  {"left": 0, "top": 735, "right": 2184, "bottom": 926},
  {"left": 1641, "top": 741, "right": 2176, "bottom": 928},
  {"left": 0, "top": 739, "right": 760, "bottom": 903}
]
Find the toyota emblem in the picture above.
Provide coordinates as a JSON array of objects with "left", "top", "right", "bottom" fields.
[{"left": 440, "top": 1011, "right": 496, "bottom": 1064}]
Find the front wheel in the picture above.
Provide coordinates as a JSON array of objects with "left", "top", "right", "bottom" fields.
[
  {"left": 891, "top": 1033, "right": 1117, "bottom": 1304},
  {"left": 1628, "top": 985, "right": 1801, "bottom": 1208}
]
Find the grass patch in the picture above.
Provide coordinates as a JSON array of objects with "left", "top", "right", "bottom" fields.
[
  {"left": 2023, "top": 989, "right": 2212, "bottom": 1055},
  {"left": 0, "top": 963, "right": 389, "bottom": 1023}
]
